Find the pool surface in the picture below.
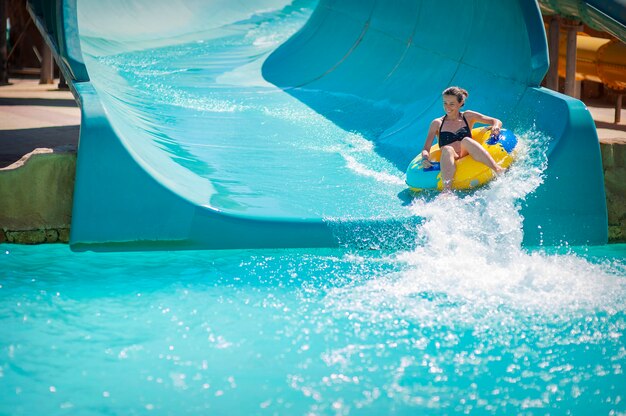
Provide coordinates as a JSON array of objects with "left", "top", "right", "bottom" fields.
[{"left": 2, "top": 161, "right": 625, "bottom": 414}]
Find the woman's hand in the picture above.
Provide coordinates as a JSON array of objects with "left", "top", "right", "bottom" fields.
[
  {"left": 491, "top": 120, "right": 502, "bottom": 136},
  {"left": 421, "top": 150, "right": 432, "bottom": 168}
]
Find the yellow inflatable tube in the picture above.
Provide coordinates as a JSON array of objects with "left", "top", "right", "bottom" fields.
[{"left": 405, "top": 127, "right": 518, "bottom": 191}]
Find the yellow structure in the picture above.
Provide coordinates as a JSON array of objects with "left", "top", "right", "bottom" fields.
[{"left": 558, "top": 34, "right": 626, "bottom": 91}]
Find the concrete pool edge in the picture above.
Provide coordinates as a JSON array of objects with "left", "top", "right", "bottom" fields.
[
  {"left": 0, "top": 148, "right": 75, "bottom": 244},
  {"left": 601, "top": 140, "right": 626, "bottom": 242}
]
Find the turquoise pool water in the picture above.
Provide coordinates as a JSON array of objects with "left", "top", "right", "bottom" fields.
[{"left": 2, "top": 176, "right": 625, "bottom": 414}]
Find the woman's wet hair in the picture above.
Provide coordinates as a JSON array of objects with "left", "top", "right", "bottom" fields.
[{"left": 442, "top": 86, "right": 469, "bottom": 105}]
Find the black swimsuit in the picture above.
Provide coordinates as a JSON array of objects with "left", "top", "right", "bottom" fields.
[{"left": 438, "top": 113, "right": 471, "bottom": 147}]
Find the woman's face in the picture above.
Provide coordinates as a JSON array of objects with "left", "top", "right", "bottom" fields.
[{"left": 443, "top": 94, "right": 462, "bottom": 114}]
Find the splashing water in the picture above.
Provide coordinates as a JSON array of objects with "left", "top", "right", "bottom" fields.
[
  {"left": 326, "top": 130, "right": 625, "bottom": 321},
  {"left": 1, "top": 132, "right": 625, "bottom": 415},
  {"left": 315, "top": 131, "right": 626, "bottom": 413}
]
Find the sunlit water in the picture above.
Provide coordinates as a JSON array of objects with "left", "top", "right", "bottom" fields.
[
  {"left": 79, "top": 0, "right": 409, "bottom": 219},
  {"left": 1, "top": 129, "right": 625, "bottom": 414},
  {"left": 3, "top": 2, "right": 626, "bottom": 415}
]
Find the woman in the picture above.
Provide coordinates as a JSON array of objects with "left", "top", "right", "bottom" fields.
[{"left": 421, "top": 86, "right": 504, "bottom": 191}]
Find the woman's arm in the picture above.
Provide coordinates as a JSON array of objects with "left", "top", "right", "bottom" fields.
[
  {"left": 465, "top": 110, "right": 502, "bottom": 135},
  {"left": 421, "top": 119, "right": 440, "bottom": 167}
]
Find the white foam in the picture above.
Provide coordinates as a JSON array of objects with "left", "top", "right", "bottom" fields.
[
  {"left": 343, "top": 154, "right": 405, "bottom": 186},
  {"left": 324, "top": 131, "right": 626, "bottom": 327}
]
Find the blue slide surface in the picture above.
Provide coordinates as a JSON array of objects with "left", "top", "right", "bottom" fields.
[{"left": 28, "top": 0, "right": 608, "bottom": 250}]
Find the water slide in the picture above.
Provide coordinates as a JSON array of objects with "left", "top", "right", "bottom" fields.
[{"left": 27, "top": 0, "right": 610, "bottom": 250}]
